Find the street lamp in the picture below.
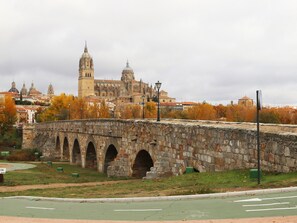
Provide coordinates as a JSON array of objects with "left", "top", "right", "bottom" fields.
[
  {"left": 155, "top": 81, "right": 162, "bottom": 122},
  {"left": 142, "top": 95, "right": 145, "bottom": 119}
]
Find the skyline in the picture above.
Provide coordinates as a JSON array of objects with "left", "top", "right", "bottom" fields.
[{"left": 1, "top": 1, "right": 297, "bottom": 106}]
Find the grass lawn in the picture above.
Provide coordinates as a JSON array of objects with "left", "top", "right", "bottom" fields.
[
  {"left": 0, "top": 161, "right": 125, "bottom": 186},
  {"left": 1, "top": 161, "right": 297, "bottom": 198}
]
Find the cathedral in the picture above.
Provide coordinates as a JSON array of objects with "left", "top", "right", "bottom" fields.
[{"left": 78, "top": 43, "right": 175, "bottom": 104}]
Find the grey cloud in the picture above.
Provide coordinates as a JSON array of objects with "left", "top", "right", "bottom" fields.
[{"left": 1, "top": 0, "right": 297, "bottom": 105}]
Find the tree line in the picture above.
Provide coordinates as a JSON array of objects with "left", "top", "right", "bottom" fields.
[
  {"left": 37, "top": 94, "right": 297, "bottom": 124},
  {"left": 1, "top": 94, "right": 297, "bottom": 134}
]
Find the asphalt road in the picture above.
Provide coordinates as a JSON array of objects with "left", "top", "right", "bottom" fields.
[{"left": 1, "top": 191, "right": 297, "bottom": 221}]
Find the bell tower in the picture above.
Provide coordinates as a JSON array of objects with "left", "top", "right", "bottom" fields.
[{"left": 78, "top": 42, "right": 95, "bottom": 98}]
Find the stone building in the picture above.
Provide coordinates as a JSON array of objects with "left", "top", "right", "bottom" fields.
[
  {"left": 238, "top": 96, "right": 254, "bottom": 107},
  {"left": 78, "top": 43, "right": 175, "bottom": 104},
  {"left": 47, "top": 83, "right": 54, "bottom": 97}
]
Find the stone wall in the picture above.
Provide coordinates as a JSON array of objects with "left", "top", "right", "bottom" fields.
[
  {"left": 24, "top": 119, "right": 297, "bottom": 178},
  {"left": 22, "top": 124, "right": 35, "bottom": 149}
]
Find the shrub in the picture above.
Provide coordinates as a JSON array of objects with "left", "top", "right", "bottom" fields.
[
  {"left": 6, "top": 149, "right": 37, "bottom": 161},
  {"left": 0, "top": 128, "right": 22, "bottom": 149}
]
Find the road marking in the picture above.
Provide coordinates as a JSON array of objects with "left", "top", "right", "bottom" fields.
[
  {"left": 246, "top": 206, "right": 297, "bottom": 212},
  {"left": 243, "top": 202, "right": 289, "bottom": 207},
  {"left": 26, "top": 206, "right": 55, "bottom": 210},
  {"left": 114, "top": 209, "right": 162, "bottom": 212},
  {"left": 234, "top": 195, "right": 297, "bottom": 203}
]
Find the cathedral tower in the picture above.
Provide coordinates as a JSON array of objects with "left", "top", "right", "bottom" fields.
[{"left": 78, "top": 42, "right": 94, "bottom": 98}]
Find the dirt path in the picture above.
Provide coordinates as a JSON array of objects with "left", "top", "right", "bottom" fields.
[
  {"left": 0, "top": 180, "right": 136, "bottom": 193},
  {"left": 1, "top": 215, "right": 297, "bottom": 223},
  {"left": 0, "top": 163, "right": 12, "bottom": 169}
]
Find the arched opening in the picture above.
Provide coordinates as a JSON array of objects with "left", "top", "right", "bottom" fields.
[
  {"left": 55, "top": 137, "right": 60, "bottom": 152},
  {"left": 72, "top": 139, "right": 81, "bottom": 165},
  {"left": 104, "top": 144, "right": 118, "bottom": 174},
  {"left": 55, "top": 136, "right": 61, "bottom": 159},
  {"left": 86, "top": 142, "right": 97, "bottom": 169},
  {"left": 62, "top": 137, "right": 70, "bottom": 161},
  {"left": 132, "top": 150, "right": 153, "bottom": 178}
]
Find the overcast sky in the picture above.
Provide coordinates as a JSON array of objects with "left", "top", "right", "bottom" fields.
[{"left": 1, "top": 0, "right": 297, "bottom": 106}]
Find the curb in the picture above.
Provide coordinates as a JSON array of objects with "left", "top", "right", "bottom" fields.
[{"left": 3, "top": 186, "right": 297, "bottom": 203}]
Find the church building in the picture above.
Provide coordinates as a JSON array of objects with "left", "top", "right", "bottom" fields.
[{"left": 78, "top": 43, "right": 175, "bottom": 104}]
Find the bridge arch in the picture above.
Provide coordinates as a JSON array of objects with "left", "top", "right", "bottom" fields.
[
  {"left": 85, "top": 141, "right": 97, "bottom": 169},
  {"left": 132, "top": 149, "right": 154, "bottom": 178},
  {"left": 104, "top": 144, "right": 118, "bottom": 174},
  {"left": 55, "top": 136, "right": 61, "bottom": 159},
  {"left": 62, "top": 137, "right": 70, "bottom": 161},
  {"left": 72, "top": 139, "right": 82, "bottom": 165}
]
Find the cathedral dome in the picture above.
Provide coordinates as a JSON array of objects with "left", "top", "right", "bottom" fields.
[
  {"left": 28, "top": 82, "right": 42, "bottom": 96},
  {"left": 8, "top": 81, "right": 19, "bottom": 93},
  {"left": 21, "top": 83, "right": 28, "bottom": 95},
  {"left": 122, "top": 61, "right": 134, "bottom": 74},
  {"left": 79, "top": 42, "right": 93, "bottom": 70},
  {"left": 121, "top": 61, "right": 135, "bottom": 81}
]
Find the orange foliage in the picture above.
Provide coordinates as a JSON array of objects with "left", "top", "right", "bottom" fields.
[
  {"left": 187, "top": 103, "right": 216, "bottom": 120},
  {"left": 0, "top": 95, "right": 17, "bottom": 134},
  {"left": 117, "top": 104, "right": 141, "bottom": 119},
  {"left": 38, "top": 94, "right": 110, "bottom": 122}
]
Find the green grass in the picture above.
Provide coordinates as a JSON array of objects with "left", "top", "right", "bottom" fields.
[
  {"left": 1, "top": 163, "right": 297, "bottom": 198},
  {"left": 0, "top": 162, "right": 125, "bottom": 186}
]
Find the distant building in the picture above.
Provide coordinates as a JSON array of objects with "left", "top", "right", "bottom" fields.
[
  {"left": 8, "top": 81, "right": 19, "bottom": 94},
  {"left": 3, "top": 81, "right": 54, "bottom": 124},
  {"left": 78, "top": 43, "right": 175, "bottom": 104},
  {"left": 238, "top": 96, "right": 253, "bottom": 107},
  {"left": 16, "top": 105, "right": 39, "bottom": 124},
  {"left": 5, "top": 81, "right": 54, "bottom": 104},
  {"left": 160, "top": 101, "right": 197, "bottom": 111},
  {"left": 47, "top": 83, "right": 54, "bottom": 97}
]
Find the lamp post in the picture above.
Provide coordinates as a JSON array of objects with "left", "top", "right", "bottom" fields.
[
  {"left": 155, "top": 81, "right": 162, "bottom": 122},
  {"left": 142, "top": 95, "right": 145, "bottom": 119}
]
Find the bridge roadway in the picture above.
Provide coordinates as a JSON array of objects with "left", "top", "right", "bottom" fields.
[
  {"left": 23, "top": 119, "right": 297, "bottom": 178},
  {"left": 1, "top": 189, "right": 297, "bottom": 222}
]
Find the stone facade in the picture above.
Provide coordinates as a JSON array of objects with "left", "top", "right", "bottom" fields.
[
  {"left": 78, "top": 43, "right": 175, "bottom": 104},
  {"left": 23, "top": 120, "right": 297, "bottom": 178},
  {"left": 238, "top": 96, "right": 254, "bottom": 107}
]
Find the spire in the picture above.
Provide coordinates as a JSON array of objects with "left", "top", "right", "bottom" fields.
[
  {"left": 48, "top": 83, "right": 54, "bottom": 96},
  {"left": 84, "top": 41, "right": 88, "bottom": 53},
  {"left": 126, "top": 60, "right": 129, "bottom": 68}
]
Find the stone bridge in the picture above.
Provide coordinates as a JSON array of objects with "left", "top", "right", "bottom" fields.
[{"left": 22, "top": 119, "right": 297, "bottom": 178}]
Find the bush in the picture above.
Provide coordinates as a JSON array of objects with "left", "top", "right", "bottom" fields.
[
  {"left": 0, "top": 128, "right": 22, "bottom": 149},
  {"left": 6, "top": 149, "right": 38, "bottom": 161}
]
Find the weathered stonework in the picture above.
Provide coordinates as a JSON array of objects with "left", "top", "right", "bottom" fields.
[
  {"left": 22, "top": 119, "right": 297, "bottom": 178},
  {"left": 22, "top": 124, "right": 35, "bottom": 149}
]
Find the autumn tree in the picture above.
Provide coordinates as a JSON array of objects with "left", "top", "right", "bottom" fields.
[
  {"left": 98, "top": 101, "right": 110, "bottom": 118},
  {"left": 38, "top": 94, "right": 75, "bottom": 122},
  {"left": 259, "top": 108, "right": 280, "bottom": 124},
  {"left": 0, "top": 95, "right": 17, "bottom": 135},
  {"left": 117, "top": 104, "right": 141, "bottom": 119},
  {"left": 225, "top": 105, "right": 255, "bottom": 122},
  {"left": 187, "top": 103, "right": 216, "bottom": 120},
  {"left": 144, "top": 102, "right": 157, "bottom": 118}
]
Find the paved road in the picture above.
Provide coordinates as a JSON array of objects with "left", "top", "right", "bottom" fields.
[{"left": 1, "top": 191, "right": 297, "bottom": 221}]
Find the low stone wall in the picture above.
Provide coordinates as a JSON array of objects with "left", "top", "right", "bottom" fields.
[{"left": 23, "top": 119, "right": 297, "bottom": 177}]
